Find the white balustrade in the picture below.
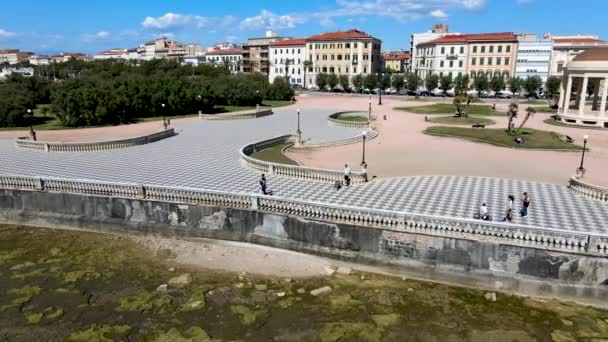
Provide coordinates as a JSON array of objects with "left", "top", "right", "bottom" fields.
[
  {"left": 15, "top": 129, "right": 175, "bottom": 153},
  {"left": 200, "top": 108, "right": 273, "bottom": 121},
  {"left": 327, "top": 111, "right": 370, "bottom": 129},
  {"left": 569, "top": 177, "right": 608, "bottom": 202}
]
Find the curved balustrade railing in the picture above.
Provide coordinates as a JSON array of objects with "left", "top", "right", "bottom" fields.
[
  {"left": 569, "top": 177, "right": 608, "bottom": 202},
  {"left": 15, "top": 129, "right": 175, "bottom": 153},
  {"left": 239, "top": 135, "right": 368, "bottom": 184},
  {"left": 200, "top": 107, "right": 273, "bottom": 121},
  {"left": 328, "top": 111, "right": 370, "bottom": 129},
  {"left": 1, "top": 173, "right": 606, "bottom": 257}
]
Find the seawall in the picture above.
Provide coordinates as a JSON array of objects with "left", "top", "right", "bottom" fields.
[{"left": 0, "top": 188, "right": 606, "bottom": 305}]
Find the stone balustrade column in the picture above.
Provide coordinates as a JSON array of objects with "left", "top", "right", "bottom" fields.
[
  {"left": 579, "top": 76, "right": 588, "bottom": 116},
  {"left": 563, "top": 76, "right": 573, "bottom": 116}
]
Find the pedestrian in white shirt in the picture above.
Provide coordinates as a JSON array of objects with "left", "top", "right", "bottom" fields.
[{"left": 343, "top": 164, "right": 351, "bottom": 186}]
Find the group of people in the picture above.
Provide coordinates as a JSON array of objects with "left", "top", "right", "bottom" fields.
[
  {"left": 162, "top": 118, "right": 171, "bottom": 130},
  {"left": 479, "top": 192, "right": 531, "bottom": 222}
]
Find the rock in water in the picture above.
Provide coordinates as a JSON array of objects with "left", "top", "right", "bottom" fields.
[{"left": 168, "top": 273, "right": 193, "bottom": 287}]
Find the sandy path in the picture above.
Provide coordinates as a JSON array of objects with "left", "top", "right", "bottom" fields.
[{"left": 287, "top": 94, "right": 608, "bottom": 187}]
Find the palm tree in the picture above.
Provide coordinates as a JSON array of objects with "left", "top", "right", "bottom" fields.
[
  {"left": 303, "top": 60, "right": 313, "bottom": 89},
  {"left": 507, "top": 103, "right": 519, "bottom": 134},
  {"left": 516, "top": 106, "right": 536, "bottom": 134}
]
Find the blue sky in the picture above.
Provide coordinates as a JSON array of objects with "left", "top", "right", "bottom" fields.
[{"left": 0, "top": 0, "right": 606, "bottom": 55}]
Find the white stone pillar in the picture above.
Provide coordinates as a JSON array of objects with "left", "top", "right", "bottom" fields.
[
  {"left": 558, "top": 74, "right": 566, "bottom": 111},
  {"left": 592, "top": 79, "right": 600, "bottom": 111},
  {"left": 601, "top": 77, "right": 608, "bottom": 117},
  {"left": 579, "top": 76, "right": 588, "bottom": 116},
  {"left": 563, "top": 76, "right": 573, "bottom": 116}
]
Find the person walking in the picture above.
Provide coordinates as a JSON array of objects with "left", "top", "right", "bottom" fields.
[
  {"left": 343, "top": 164, "right": 351, "bottom": 186},
  {"left": 503, "top": 195, "right": 514, "bottom": 222},
  {"left": 479, "top": 203, "right": 489, "bottom": 221},
  {"left": 520, "top": 192, "right": 531, "bottom": 217},
  {"left": 260, "top": 174, "right": 269, "bottom": 195}
]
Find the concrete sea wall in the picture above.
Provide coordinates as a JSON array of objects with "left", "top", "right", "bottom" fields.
[{"left": 0, "top": 188, "right": 606, "bottom": 304}]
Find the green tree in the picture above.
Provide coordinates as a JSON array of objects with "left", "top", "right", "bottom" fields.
[
  {"left": 406, "top": 73, "right": 422, "bottom": 93},
  {"left": 524, "top": 76, "right": 542, "bottom": 96},
  {"left": 508, "top": 77, "right": 523, "bottom": 95},
  {"left": 268, "top": 77, "right": 295, "bottom": 100},
  {"left": 506, "top": 102, "right": 519, "bottom": 135},
  {"left": 545, "top": 76, "right": 561, "bottom": 108},
  {"left": 490, "top": 75, "right": 506, "bottom": 94},
  {"left": 473, "top": 75, "right": 489, "bottom": 97},
  {"left": 392, "top": 74, "right": 405, "bottom": 92},
  {"left": 364, "top": 74, "right": 378, "bottom": 91},
  {"left": 338, "top": 75, "right": 350, "bottom": 92},
  {"left": 453, "top": 74, "right": 470, "bottom": 96},
  {"left": 327, "top": 73, "right": 339, "bottom": 91},
  {"left": 315, "top": 73, "right": 328, "bottom": 91},
  {"left": 379, "top": 74, "right": 392, "bottom": 91},
  {"left": 439, "top": 74, "right": 453, "bottom": 94},
  {"left": 352, "top": 74, "right": 364, "bottom": 93},
  {"left": 453, "top": 95, "right": 474, "bottom": 117},
  {"left": 425, "top": 74, "right": 439, "bottom": 93}
]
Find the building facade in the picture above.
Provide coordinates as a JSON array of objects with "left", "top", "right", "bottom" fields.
[
  {"left": 466, "top": 33, "right": 518, "bottom": 81},
  {"left": 243, "top": 31, "right": 289, "bottom": 74},
  {"left": 410, "top": 24, "right": 452, "bottom": 73},
  {"left": 50, "top": 53, "right": 92, "bottom": 63},
  {"left": 415, "top": 37, "right": 468, "bottom": 80},
  {"left": 306, "top": 29, "right": 382, "bottom": 88},
  {"left": 137, "top": 37, "right": 187, "bottom": 60},
  {"left": 515, "top": 34, "right": 553, "bottom": 83},
  {"left": 0, "top": 49, "right": 34, "bottom": 65},
  {"left": 382, "top": 51, "right": 410, "bottom": 73},
  {"left": 28, "top": 55, "right": 51, "bottom": 65},
  {"left": 549, "top": 35, "right": 608, "bottom": 78},
  {"left": 269, "top": 38, "right": 306, "bottom": 86}
]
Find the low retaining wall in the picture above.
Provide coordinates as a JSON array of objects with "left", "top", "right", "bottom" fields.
[
  {"left": 15, "top": 128, "right": 175, "bottom": 152},
  {"left": 199, "top": 106, "right": 273, "bottom": 121},
  {"left": 569, "top": 176, "right": 608, "bottom": 202},
  {"left": 240, "top": 135, "right": 368, "bottom": 184},
  {"left": 328, "top": 111, "right": 370, "bottom": 129},
  {"left": 0, "top": 188, "right": 607, "bottom": 304}
]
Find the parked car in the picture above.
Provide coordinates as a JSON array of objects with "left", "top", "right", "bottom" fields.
[{"left": 495, "top": 92, "right": 511, "bottom": 99}]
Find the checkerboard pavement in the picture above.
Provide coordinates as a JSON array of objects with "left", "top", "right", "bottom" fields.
[{"left": 0, "top": 107, "right": 606, "bottom": 236}]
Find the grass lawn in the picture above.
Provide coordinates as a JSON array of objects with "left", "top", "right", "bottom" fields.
[
  {"left": 396, "top": 103, "right": 504, "bottom": 116},
  {"left": 532, "top": 106, "right": 558, "bottom": 113},
  {"left": 335, "top": 113, "right": 368, "bottom": 122},
  {"left": 250, "top": 143, "right": 298, "bottom": 165},
  {"left": 424, "top": 126, "right": 583, "bottom": 150},
  {"left": 428, "top": 116, "right": 496, "bottom": 126}
]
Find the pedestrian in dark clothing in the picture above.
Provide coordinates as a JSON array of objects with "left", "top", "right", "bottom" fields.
[
  {"left": 520, "top": 192, "right": 530, "bottom": 217},
  {"left": 260, "top": 174, "right": 269, "bottom": 195}
]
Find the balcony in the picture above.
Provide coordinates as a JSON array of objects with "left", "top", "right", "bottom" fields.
[{"left": 446, "top": 54, "right": 458, "bottom": 60}]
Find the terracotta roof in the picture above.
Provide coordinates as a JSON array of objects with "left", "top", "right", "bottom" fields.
[
  {"left": 419, "top": 32, "right": 517, "bottom": 46},
  {"left": 572, "top": 48, "right": 608, "bottom": 61},
  {"left": 96, "top": 48, "right": 128, "bottom": 55},
  {"left": 52, "top": 52, "right": 86, "bottom": 58},
  {"left": 553, "top": 38, "right": 605, "bottom": 44},
  {"left": 0, "top": 49, "right": 20, "bottom": 54},
  {"left": 307, "top": 29, "right": 376, "bottom": 41},
  {"left": 205, "top": 48, "right": 243, "bottom": 56},
  {"left": 384, "top": 53, "right": 410, "bottom": 61},
  {"left": 270, "top": 38, "right": 307, "bottom": 47}
]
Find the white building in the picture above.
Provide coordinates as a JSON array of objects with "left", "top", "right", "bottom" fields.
[
  {"left": 28, "top": 55, "right": 51, "bottom": 65},
  {"left": 548, "top": 35, "right": 608, "bottom": 78},
  {"left": 50, "top": 53, "right": 92, "bottom": 63},
  {"left": 410, "top": 24, "right": 454, "bottom": 73},
  {"left": 415, "top": 36, "right": 468, "bottom": 81},
  {"left": 0, "top": 66, "right": 34, "bottom": 79},
  {"left": 137, "top": 37, "right": 187, "bottom": 60},
  {"left": 0, "top": 49, "right": 33, "bottom": 65},
  {"left": 93, "top": 48, "right": 130, "bottom": 60},
  {"left": 516, "top": 33, "right": 553, "bottom": 83},
  {"left": 184, "top": 48, "right": 243, "bottom": 73},
  {"left": 269, "top": 38, "right": 306, "bottom": 87}
]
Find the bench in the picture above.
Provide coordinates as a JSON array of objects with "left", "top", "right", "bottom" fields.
[{"left": 472, "top": 124, "right": 485, "bottom": 128}]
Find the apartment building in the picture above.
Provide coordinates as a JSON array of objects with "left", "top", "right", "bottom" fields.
[
  {"left": 242, "top": 31, "right": 289, "bottom": 74},
  {"left": 202, "top": 48, "right": 243, "bottom": 73},
  {"left": 306, "top": 29, "right": 382, "bottom": 88},
  {"left": 466, "top": 33, "right": 518, "bottom": 80},
  {"left": 515, "top": 33, "right": 553, "bottom": 83},
  {"left": 410, "top": 24, "right": 453, "bottom": 73},
  {"left": 93, "top": 48, "right": 138, "bottom": 60},
  {"left": 382, "top": 51, "right": 410, "bottom": 73},
  {"left": 415, "top": 36, "right": 468, "bottom": 80},
  {"left": 51, "top": 53, "right": 92, "bottom": 63},
  {"left": 28, "top": 55, "right": 51, "bottom": 65},
  {"left": 0, "top": 49, "right": 34, "bottom": 65},
  {"left": 269, "top": 38, "right": 306, "bottom": 86},
  {"left": 549, "top": 35, "right": 608, "bottom": 77},
  {"left": 138, "top": 37, "right": 188, "bottom": 60}
]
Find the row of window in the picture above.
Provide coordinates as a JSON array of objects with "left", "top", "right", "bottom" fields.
[
  {"left": 316, "top": 66, "right": 369, "bottom": 74},
  {"left": 312, "top": 54, "right": 373, "bottom": 62},
  {"left": 440, "top": 46, "right": 465, "bottom": 55},
  {"left": 439, "top": 60, "right": 464, "bottom": 68},
  {"left": 470, "top": 70, "right": 510, "bottom": 79},
  {"left": 309, "top": 42, "right": 379, "bottom": 50},
  {"left": 516, "top": 59, "right": 549, "bottom": 63},
  {"left": 206, "top": 56, "right": 240, "bottom": 62},
  {"left": 471, "top": 57, "right": 510, "bottom": 66},
  {"left": 471, "top": 44, "right": 512, "bottom": 54},
  {"left": 274, "top": 48, "right": 301, "bottom": 55},
  {"left": 274, "top": 58, "right": 302, "bottom": 65},
  {"left": 274, "top": 67, "right": 302, "bottom": 75},
  {"left": 518, "top": 49, "right": 551, "bottom": 54}
]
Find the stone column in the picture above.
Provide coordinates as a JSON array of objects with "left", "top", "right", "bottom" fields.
[
  {"left": 592, "top": 78, "right": 600, "bottom": 111},
  {"left": 558, "top": 74, "right": 566, "bottom": 111},
  {"left": 563, "top": 76, "right": 573, "bottom": 116},
  {"left": 601, "top": 77, "right": 608, "bottom": 117},
  {"left": 579, "top": 76, "right": 588, "bottom": 116}
]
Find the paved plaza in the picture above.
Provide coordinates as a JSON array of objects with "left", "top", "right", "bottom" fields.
[{"left": 0, "top": 100, "right": 607, "bottom": 236}]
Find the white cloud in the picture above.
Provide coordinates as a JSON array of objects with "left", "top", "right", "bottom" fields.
[
  {"left": 239, "top": 10, "right": 306, "bottom": 31},
  {"left": 430, "top": 9, "right": 448, "bottom": 18},
  {"left": 142, "top": 12, "right": 208, "bottom": 29},
  {"left": 0, "top": 29, "right": 16, "bottom": 38},
  {"left": 96, "top": 31, "right": 110, "bottom": 38}
]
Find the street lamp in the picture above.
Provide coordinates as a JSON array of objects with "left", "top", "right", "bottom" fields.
[
  {"left": 377, "top": 73, "right": 383, "bottom": 106},
  {"left": 296, "top": 108, "right": 301, "bottom": 133},
  {"left": 26, "top": 109, "right": 32, "bottom": 131},
  {"left": 361, "top": 131, "right": 367, "bottom": 165},
  {"left": 577, "top": 135, "right": 589, "bottom": 176}
]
